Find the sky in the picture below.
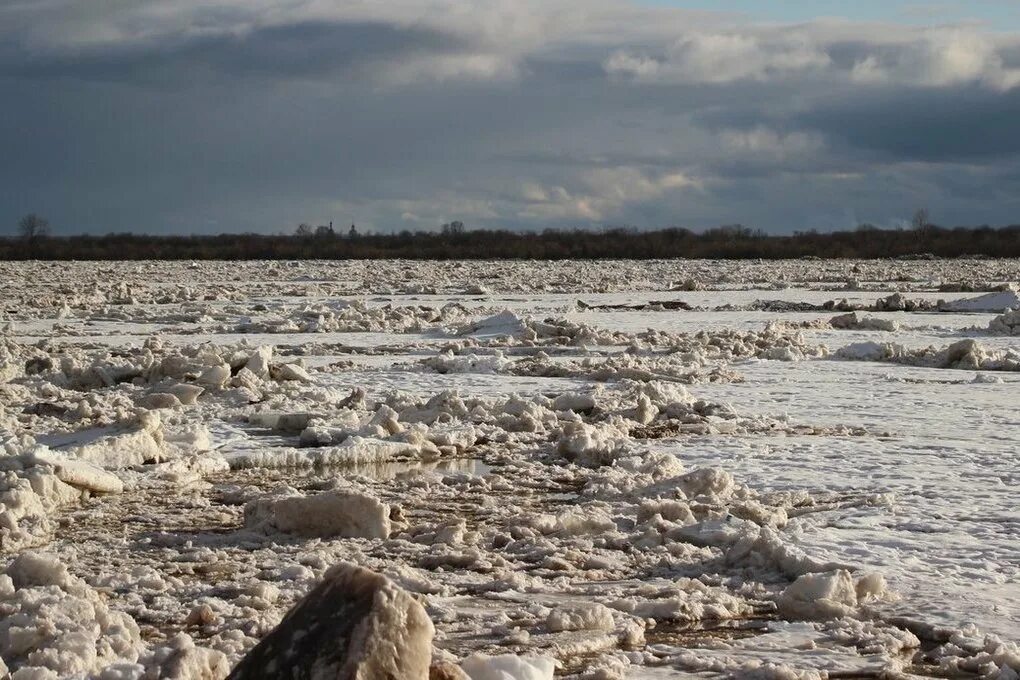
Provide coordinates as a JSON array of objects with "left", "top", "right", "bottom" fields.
[
  {"left": 649, "top": 1, "right": 1020, "bottom": 30},
  {"left": 3, "top": 1, "right": 1020, "bottom": 236}
]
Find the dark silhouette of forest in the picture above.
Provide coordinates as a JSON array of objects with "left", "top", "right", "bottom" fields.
[{"left": 3, "top": 223, "right": 1020, "bottom": 260}]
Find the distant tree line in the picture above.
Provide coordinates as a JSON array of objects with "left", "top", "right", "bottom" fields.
[{"left": 3, "top": 216, "right": 1020, "bottom": 260}]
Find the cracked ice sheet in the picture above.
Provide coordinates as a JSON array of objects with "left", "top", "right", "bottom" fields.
[{"left": 675, "top": 359, "right": 1020, "bottom": 639}]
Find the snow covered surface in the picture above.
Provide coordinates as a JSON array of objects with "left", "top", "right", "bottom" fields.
[{"left": 1, "top": 258, "right": 1018, "bottom": 679}]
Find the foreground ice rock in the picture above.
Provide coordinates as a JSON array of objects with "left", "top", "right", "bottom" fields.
[{"left": 227, "top": 563, "right": 433, "bottom": 680}]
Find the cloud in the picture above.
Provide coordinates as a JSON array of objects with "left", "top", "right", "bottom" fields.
[
  {"left": 849, "top": 29, "right": 1020, "bottom": 90},
  {"left": 3, "top": 1, "right": 1020, "bottom": 235},
  {"left": 720, "top": 127, "right": 826, "bottom": 158},
  {"left": 516, "top": 168, "right": 702, "bottom": 222},
  {"left": 604, "top": 23, "right": 1020, "bottom": 91},
  {"left": 605, "top": 32, "right": 831, "bottom": 84}
]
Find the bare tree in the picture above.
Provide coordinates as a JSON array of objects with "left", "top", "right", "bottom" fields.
[
  {"left": 911, "top": 208, "right": 930, "bottom": 232},
  {"left": 18, "top": 214, "right": 50, "bottom": 241},
  {"left": 295, "top": 223, "right": 313, "bottom": 237},
  {"left": 441, "top": 220, "right": 465, "bottom": 237}
]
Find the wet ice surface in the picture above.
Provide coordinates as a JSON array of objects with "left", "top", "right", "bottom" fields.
[
  {"left": 1, "top": 259, "right": 1019, "bottom": 679},
  {"left": 682, "top": 360, "right": 1020, "bottom": 639}
]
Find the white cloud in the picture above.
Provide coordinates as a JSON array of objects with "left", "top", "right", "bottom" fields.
[
  {"left": 720, "top": 127, "right": 826, "bottom": 158},
  {"left": 605, "top": 32, "right": 830, "bottom": 84},
  {"left": 376, "top": 52, "right": 519, "bottom": 85},
  {"left": 850, "top": 29, "right": 1020, "bottom": 90},
  {"left": 604, "top": 23, "right": 1020, "bottom": 91},
  {"left": 518, "top": 167, "right": 702, "bottom": 221}
]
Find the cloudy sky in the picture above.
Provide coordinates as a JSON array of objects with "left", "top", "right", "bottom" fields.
[{"left": 3, "top": 0, "right": 1020, "bottom": 235}]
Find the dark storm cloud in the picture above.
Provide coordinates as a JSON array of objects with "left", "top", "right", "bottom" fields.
[
  {"left": 0, "top": 21, "right": 463, "bottom": 84},
  {"left": 795, "top": 86, "right": 1020, "bottom": 162},
  {"left": 3, "top": 1, "right": 1020, "bottom": 235}
]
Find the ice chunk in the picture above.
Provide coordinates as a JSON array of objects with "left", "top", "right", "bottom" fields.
[
  {"left": 270, "top": 362, "right": 312, "bottom": 382},
  {"left": 829, "top": 312, "right": 898, "bottom": 332},
  {"left": 228, "top": 563, "right": 433, "bottom": 680},
  {"left": 58, "top": 415, "right": 164, "bottom": 469},
  {"left": 164, "top": 383, "right": 204, "bottom": 405},
  {"left": 988, "top": 309, "right": 1020, "bottom": 335},
  {"left": 197, "top": 364, "right": 231, "bottom": 388},
  {"left": 249, "top": 411, "right": 318, "bottom": 432},
  {"left": 459, "top": 310, "right": 531, "bottom": 340},
  {"left": 940, "top": 288, "right": 1020, "bottom": 312},
  {"left": 556, "top": 421, "right": 630, "bottom": 467},
  {"left": 142, "top": 392, "right": 183, "bottom": 410},
  {"left": 244, "top": 490, "right": 392, "bottom": 539},
  {"left": 142, "top": 633, "right": 229, "bottom": 680},
  {"left": 42, "top": 457, "right": 123, "bottom": 494},
  {"left": 551, "top": 392, "right": 597, "bottom": 413},
  {"left": 227, "top": 436, "right": 420, "bottom": 469},
  {"left": 426, "top": 424, "right": 478, "bottom": 452},
  {"left": 546, "top": 603, "right": 615, "bottom": 632},
  {"left": 1, "top": 553, "right": 146, "bottom": 677},
  {"left": 460, "top": 654, "right": 556, "bottom": 680},
  {"left": 0, "top": 458, "right": 81, "bottom": 551},
  {"left": 243, "top": 346, "right": 273, "bottom": 379},
  {"left": 777, "top": 569, "right": 858, "bottom": 620}
]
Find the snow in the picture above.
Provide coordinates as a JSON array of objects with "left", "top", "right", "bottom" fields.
[{"left": 0, "top": 258, "right": 1017, "bottom": 679}]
